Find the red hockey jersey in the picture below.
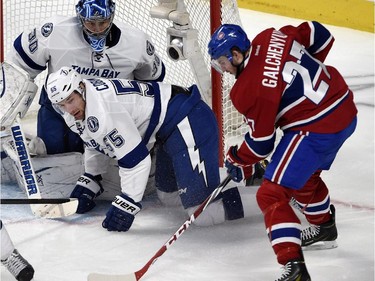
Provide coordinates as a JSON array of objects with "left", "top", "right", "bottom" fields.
[{"left": 230, "top": 21, "right": 357, "bottom": 165}]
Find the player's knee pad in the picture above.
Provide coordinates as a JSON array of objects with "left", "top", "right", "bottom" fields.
[{"left": 256, "top": 179, "right": 292, "bottom": 214}]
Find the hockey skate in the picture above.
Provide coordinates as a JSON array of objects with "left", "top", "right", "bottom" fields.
[
  {"left": 302, "top": 204, "right": 338, "bottom": 250},
  {"left": 1, "top": 249, "right": 34, "bottom": 281},
  {"left": 276, "top": 258, "right": 311, "bottom": 281}
]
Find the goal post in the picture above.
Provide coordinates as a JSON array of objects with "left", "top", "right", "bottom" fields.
[
  {"left": 210, "top": 0, "right": 225, "bottom": 166},
  {"left": 1, "top": 0, "right": 247, "bottom": 165}
]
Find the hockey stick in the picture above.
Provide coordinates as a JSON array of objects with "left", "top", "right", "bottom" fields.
[
  {"left": 87, "top": 175, "right": 232, "bottom": 281},
  {"left": 0, "top": 198, "right": 75, "bottom": 204},
  {"left": 9, "top": 114, "right": 78, "bottom": 218}
]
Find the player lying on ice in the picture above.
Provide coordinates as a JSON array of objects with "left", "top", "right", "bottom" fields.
[{"left": 45, "top": 66, "right": 265, "bottom": 231}]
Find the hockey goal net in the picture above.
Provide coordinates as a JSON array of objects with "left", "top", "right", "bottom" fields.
[{"left": 1, "top": 0, "right": 247, "bottom": 164}]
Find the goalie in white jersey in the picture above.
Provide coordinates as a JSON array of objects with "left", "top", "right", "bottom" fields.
[
  {"left": 4, "top": 0, "right": 165, "bottom": 155},
  {"left": 45, "top": 67, "right": 261, "bottom": 231}
]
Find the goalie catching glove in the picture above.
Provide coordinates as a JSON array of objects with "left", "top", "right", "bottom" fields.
[
  {"left": 225, "top": 145, "right": 267, "bottom": 183},
  {"left": 102, "top": 194, "right": 142, "bottom": 232},
  {"left": 70, "top": 173, "right": 104, "bottom": 213}
]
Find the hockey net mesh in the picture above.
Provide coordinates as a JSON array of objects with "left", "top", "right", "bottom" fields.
[{"left": 2, "top": 0, "right": 247, "bottom": 160}]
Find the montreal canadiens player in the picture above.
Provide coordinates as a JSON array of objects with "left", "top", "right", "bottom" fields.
[
  {"left": 45, "top": 66, "right": 262, "bottom": 231},
  {"left": 4, "top": 0, "right": 165, "bottom": 155},
  {"left": 208, "top": 22, "right": 357, "bottom": 280}
]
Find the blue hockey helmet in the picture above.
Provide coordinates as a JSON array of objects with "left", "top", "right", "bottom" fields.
[
  {"left": 208, "top": 24, "right": 251, "bottom": 62},
  {"left": 76, "top": 0, "right": 116, "bottom": 52}
]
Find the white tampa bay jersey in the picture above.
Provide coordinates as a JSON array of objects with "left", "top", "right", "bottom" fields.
[
  {"left": 73, "top": 78, "right": 172, "bottom": 201},
  {"left": 6, "top": 15, "right": 164, "bottom": 81}
]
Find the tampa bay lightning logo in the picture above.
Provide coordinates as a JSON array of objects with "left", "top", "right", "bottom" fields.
[
  {"left": 41, "top": 23, "right": 53, "bottom": 37},
  {"left": 87, "top": 116, "right": 99, "bottom": 133},
  {"left": 146, "top": 40, "right": 155, "bottom": 56}
]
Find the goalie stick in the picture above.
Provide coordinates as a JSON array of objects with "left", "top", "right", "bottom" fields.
[
  {"left": 87, "top": 175, "right": 232, "bottom": 281},
  {"left": 1, "top": 198, "right": 75, "bottom": 204},
  {"left": 8, "top": 114, "right": 78, "bottom": 219}
]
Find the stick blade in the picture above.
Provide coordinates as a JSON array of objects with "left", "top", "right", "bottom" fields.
[
  {"left": 31, "top": 199, "right": 79, "bottom": 218},
  {"left": 87, "top": 273, "right": 137, "bottom": 281}
]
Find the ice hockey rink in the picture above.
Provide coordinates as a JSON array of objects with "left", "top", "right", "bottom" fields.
[{"left": 1, "top": 7, "right": 374, "bottom": 281}]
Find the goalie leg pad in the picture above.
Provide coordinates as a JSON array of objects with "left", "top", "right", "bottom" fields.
[{"left": 4, "top": 145, "right": 84, "bottom": 198}]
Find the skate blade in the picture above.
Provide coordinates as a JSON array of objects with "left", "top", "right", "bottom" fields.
[{"left": 302, "top": 240, "right": 338, "bottom": 251}]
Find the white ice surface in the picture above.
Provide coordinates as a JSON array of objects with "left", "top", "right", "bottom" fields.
[{"left": 1, "top": 8, "right": 374, "bottom": 281}]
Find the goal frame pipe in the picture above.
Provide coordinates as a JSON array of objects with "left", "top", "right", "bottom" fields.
[{"left": 210, "top": 0, "right": 224, "bottom": 167}]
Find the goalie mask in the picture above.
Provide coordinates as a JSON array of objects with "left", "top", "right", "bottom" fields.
[
  {"left": 46, "top": 67, "right": 84, "bottom": 104},
  {"left": 76, "top": 0, "right": 116, "bottom": 53}
]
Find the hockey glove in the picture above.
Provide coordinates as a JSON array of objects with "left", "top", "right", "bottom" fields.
[
  {"left": 102, "top": 194, "right": 142, "bottom": 232},
  {"left": 225, "top": 146, "right": 254, "bottom": 182},
  {"left": 70, "top": 173, "right": 104, "bottom": 214}
]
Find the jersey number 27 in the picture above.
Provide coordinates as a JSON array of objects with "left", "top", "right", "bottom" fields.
[{"left": 282, "top": 41, "right": 330, "bottom": 105}]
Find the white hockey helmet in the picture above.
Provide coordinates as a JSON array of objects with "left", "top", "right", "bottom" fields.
[{"left": 46, "top": 67, "right": 84, "bottom": 104}]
